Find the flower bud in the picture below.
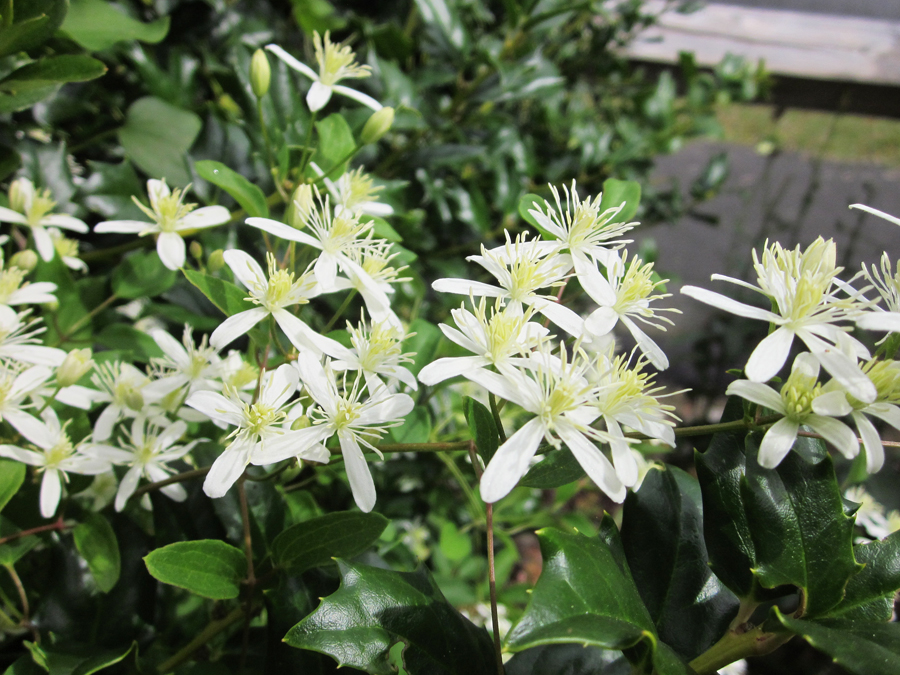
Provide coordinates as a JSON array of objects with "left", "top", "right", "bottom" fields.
[
  {"left": 208, "top": 249, "right": 225, "bottom": 273},
  {"left": 9, "top": 250, "right": 37, "bottom": 272},
  {"left": 360, "top": 107, "right": 394, "bottom": 145},
  {"left": 8, "top": 178, "right": 27, "bottom": 213},
  {"left": 124, "top": 387, "right": 144, "bottom": 412},
  {"left": 291, "top": 415, "right": 311, "bottom": 430},
  {"left": 287, "top": 184, "right": 315, "bottom": 230},
  {"left": 189, "top": 240, "right": 203, "bottom": 261},
  {"left": 250, "top": 49, "right": 271, "bottom": 98},
  {"left": 57, "top": 348, "right": 94, "bottom": 387}
]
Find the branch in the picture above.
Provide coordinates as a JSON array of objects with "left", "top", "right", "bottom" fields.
[
  {"left": 156, "top": 606, "right": 248, "bottom": 674},
  {"left": 0, "top": 517, "right": 70, "bottom": 546}
]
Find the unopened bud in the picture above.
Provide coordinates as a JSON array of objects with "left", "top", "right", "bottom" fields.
[
  {"left": 9, "top": 249, "right": 37, "bottom": 272},
  {"left": 8, "top": 178, "right": 27, "bottom": 213},
  {"left": 287, "top": 184, "right": 314, "bottom": 229},
  {"left": 57, "top": 348, "right": 94, "bottom": 387},
  {"left": 208, "top": 249, "right": 225, "bottom": 273},
  {"left": 250, "top": 49, "right": 271, "bottom": 98},
  {"left": 190, "top": 240, "right": 203, "bottom": 261},
  {"left": 291, "top": 415, "right": 311, "bottom": 430},
  {"left": 360, "top": 107, "right": 394, "bottom": 145},
  {"left": 124, "top": 388, "right": 144, "bottom": 412}
]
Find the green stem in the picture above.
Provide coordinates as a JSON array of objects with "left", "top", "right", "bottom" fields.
[
  {"left": 689, "top": 626, "right": 793, "bottom": 675},
  {"left": 156, "top": 606, "right": 247, "bottom": 674},
  {"left": 313, "top": 145, "right": 362, "bottom": 184},
  {"left": 237, "top": 477, "right": 255, "bottom": 669},
  {"left": 257, "top": 98, "right": 275, "bottom": 174},
  {"left": 486, "top": 502, "right": 504, "bottom": 675},
  {"left": 438, "top": 453, "right": 485, "bottom": 525},
  {"left": 323, "top": 289, "right": 358, "bottom": 333},
  {"left": 489, "top": 394, "right": 508, "bottom": 444},
  {"left": 298, "top": 111, "right": 318, "bottom": 176}
]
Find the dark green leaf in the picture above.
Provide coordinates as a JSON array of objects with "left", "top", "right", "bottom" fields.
[
  {"left": 144, "top": 539, "right": 247, "bottom": 600},
  {"left": 463, "top": 397, "right": 499, "bottom": 465},
  {"left": 73, "top": 513, "right": 120, "bottom": 593},
  {"left": 823, "top": 531, "right": 900, "bottom": 621},
  {"left": 505, "top": 645, "right": 628, "bottom": 675},
  {"left": 285, "top": 560, "right": 496, "bottom": 675},
  {"left": 404, "top": 319, "right": 442, "bottom": 376},
  {"left": 518, "top": 193, "right": 554, "bottom": 239},
  {"left": 111, "top": 250, "right": 177, "bottom": 299},
  {"left": 520, "top": 448, "right": 585, "bottom": 489},
  {"left": 414, "top": 0, "right": 468, "bottom": 52},
  {"left": 195, "top": 160, "right": 267, "bottom": 218},
  {"left": 742, "top": 435, "right": 862, "bottom": 617},
  {"left": 290, "top": 0, "right": 346, "bottom": 34},
  {"left": 95, "top": 324, "right": 163, "bottom": 363},
  {"left": 0, "top": 85, "right": 59, "bottom": 114},
  {"left": 61, "top": 0, "right": 170, "bottom": 51},
  {"left": 22, "top": 640, "right": 135, "bottom": 675},
  {"left": 652, "top": 642, "right": 696, "bottom": 675},
  {"left": 505, "top": 528, "right": 656, "bottom": 653},
  {"left": 0, "top": 56, "right": 106, "bottom": 93},
  {"left": 598, "top": 178, "right": 641, "bottom": 225},
  {"left": 621, "top": 466, "right": 738, "bottom": 660},
  {"left": 0, "top": 515, "right": 38, "bottom": 564},
  {"left": 0, "top": 145, "right": 21, "bottom": 182},
  {"left": 272, "top": 511, "right": 388, "bottom": 572},
  {"left": 2, "top": 655, "right": 45, "bottom": 675},
  {"left": 774, "top": 610, "right": 900, "bottom": 675},
  {"left": 118, "top": 97, "right": 201, "bottom": 186},
  {"left": 315, "top": 113, "right": 356, "bottom": 177},
  {"left": 0, "top": 0, "right": 67, "bottom": 58},
  {"left": 0, "top": 459, "right": 25, "bottom": 513}
]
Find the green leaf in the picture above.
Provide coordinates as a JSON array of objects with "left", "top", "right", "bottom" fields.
[
  {"left": 371, "top": 216, "right": 402, "bottom": 242},
  {"left": 463, "top": 397, "right": 499, "bottom": 464},
  {"left": 315, "top": 113, "right": 356, "bottom": 177},
  {"left": 389, "top": 406, "right": 431, "bottom": 444},
  {"left": 111, "top": 250, "right": 177, "bottom": 299},
  {"left": 272, "top": 511, "right": 388, "bottom": 572},
  {"left": 519, "top": 448, "right": 585, "bottom": 489},
  {"left": 439, "top": 521, "right": 471, "bottom": 563},
  {"left": 598, "top": 178, "right": 641, "bottom": 225},
  {"left": 742, "top": 434, "right": 862, "bottom": 617},
  {"left": 0, "top": 145, "right": 21, "bottom": 182},
  {"left": 73, "top": 513, "right": 120, "bottom": 593},
  {"left": 0, "top": 55, "right": 106, "bottom": 93},
  {"left": 285, "top": 560, "right": 496, "bottom": 675},
  {"left": 118, "top": 97, "right": 201, "bottom": 187},
  {"left": 518, "top": 193, "right": 554, "bottom": 239},
  {"left": 0, "top": 0, "right": 68, "bottom": 58},
  {"left": 621, "top": 465, "right": 738, "bottom": 660},
  {"left": 182, "top": 268, "right": 268, "bottom": 345},
  {"left": 822, "top": 531, "right": 900, "bottom": 621},
  {"left": 0, "top": 85, "right": 59, "bottom": 113},
  {"left": 144, "top": 539, "right": 247, "bottom": 600},
  {"left": 22, "top": 640, "right": 135, "bottom": 675},
  {"left": 95, "top": 324, "right": 163, "bottom": 363},
  {"left": 414, "top": 0, "right": 468, "bottom": 52},
  {"left": 61, "top": 0, "right": 170, "bottom": 51},
  {"left": 195, "top": 160, "right": 267, "bottom": 218},
  {"left": 505, "top": 528, "right": 656, "bottom": 653},
  {"left": 290, "top": 0, "right": 346, "bottom": 34},
  {"left": 0, "top": 460, "right": 25, "bottom": 513},
  {"left": 774, "top": 609, "right": 900, "bottom": 675},
  {"left": 0, "top": 516, "right": 38, "bottom": 565},
  {"left": 505, "top": 645, "right": 624, "bottom": 675},
  {"left": 404, "top": 319, "right": 442, "bottom": 376}
]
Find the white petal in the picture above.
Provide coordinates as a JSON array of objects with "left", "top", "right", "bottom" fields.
[
  {"left": 209, "top": 308, "right": 268, "bottom": 349},
  {"left": 585, "top": 306, "right": 619, "bottom": 337},
  {"left": 725, "top": 379, "right": 784, "bottom": 412},
  {"left": 203, "top": 441, "right": 253, "bottom": 498},
  {"left": 306, "top": 81, "right": 333, "bottom": 112},
  {"left": 261, "top": 363, "right": 299, "bottom": 408},
  {"left": 857, "top": 311, "right": 900, "bottom": 332},
  {"left": 94, "top": 220, "right": 151, "bottom": 234},
  {"left": 745, "top": 327, "right": 794, "bottom": 382},
  {"left": 42, "top": 214, "right": 88, "bottom": 233},
  {"left": 150, "top": 329, "right": 188, "bottom": 365},
  {"left": 432, "top": 278, "right": 506, "bottom": 298},
  {"left": 758, "top": 418, "right": 800, "bottom": 468},
  {"left": 332, "top": 84, "right": 383, "bottom": 111},
  {"left": 680, "top": 286, "right": 778, "bottom": 323},
  {"left": 417, "top": 356, "right": 487, "bottom": 385},
  {"left": 0, "top": 444, "right": 43, "bottom": 465},
  {"left": 850, "top": 203, "right": 900, "bottom": 227},
  {"left": 812, "top": 390, "right": 853, "bottom": 417},
  {"left": 157, "top": 232, "right": 186, "bottom": 270},
  {"left": 479, "top": 418, "right": 544, "bottom": 503},
  {"left": 186, "top": 391, "right": 243, "bottom": 426},
  {"left": 577, "top": 261, "right": 616, "bottom": 305},
  {"left": 12, "top": 413, "right": 53, "bottom": 449},
  {"left": 806, "top": 415, "right": 859, "bottom": 460},
  {"left": 357, "top": 393, "right": 415, "bottom": 425},
  {"left": 180, "top": 206, "right": 230, "bottom": 229},
  {"left": 339, "top": 431, "right": 377, "bottom": 512},
  {"left": 852, "top": 411, "right": 885, "bottom": 474},
  {"left": 532, "top": 299, "right": 584, "bottom": 336},
  {"left": 814, "top": 349, "right": 876, "bottom": 404},
  {"left": 245, "top": 217, "right": 320, "bottom": 247},
  {"left": 92, "top": 405, "right": 120, "bottom": 441},
  {"left": 115, "top": 465, "right": 143, "bottom": 512},
  {"left": 40, "top": 469, "right": 62, "bottom": 518},
  {"left": 556, "top": 422, "right": 626, "bottom": 502},
  {"left": 605, "top": 419, "right": 638, "bottom": 487},
  {"left": 865, "top": 402, "right": 900, "bottom": 431},
  {"left": 465, "top": 367, "right": 533, "bottom": 411},
  {"left": 265, "top": 44, "right": 320, "bottom": 81},
  {"left": 273, "top": 309, "right": 331, "bottom": 355},
  {"left": 314, "top": 254, "right": 338, "bottom": 290},
  {"left": 620, "top": 316, "right": 669, "bottom": 371},
  {"left": 32, "top": 228, "right": 55, "bottom": 261},
  {"left": 222, "top": 249, "right": 266, "bottom": 290},
  {"left": 0, "top": 207, "right": 28, "bottom": 225},
  {"left": 254, "top": 425, "right": 332, "bottom": 465}
]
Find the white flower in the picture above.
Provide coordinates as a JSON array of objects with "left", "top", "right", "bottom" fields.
[
  {"left": 327, "top": 237, "right": 406, "bottom": 327},
  {"left": 253, "top": 352, "right": 414, "bottom": 512},
  {"left": 324, "top": 166, "right": 393, "bottom": 218},
  {"left": 89, "top": 418, "right": 200, "bottom": 511},
  {"left": 48, "top": 228, "right": 87, "bottom": 272},
  {"left": 432, "top": 233, "right": 583, "bottom": 336},
  {"left": 726, "top": 352, "right": 859, "bottom": 469},
  {"left": 0, "top": 363, "right": 54, "bottom": 436},
  {"left": 90, "top": 361, "right": 156, "bottom": 441},
  {"left": 144, "top": 325, "right": 223, "bottom": 400},
  {"left": 0, "top": 178, "right": 88, "bottom": 261},
  {"left": 94, "top": 180, "right": 230, "bottom": 270},
  {"left": 466, "top": 343, "right": 629, "bottom": 503},
  {"left": 855, "top": 251, "right": 900, "bottom": 333},
  {"left": 0, "top": 258, "right": 57, "bottom": 307},
  {"left": 681, "top": 238, "right": 875, "bottom": 402},
  {"left": 266, "top": 32, "right": 381, "bottom": 112},
  {"left": 186, "top": 364, "right": 329, "bottom": 498},
  {"left": 330, "top": 316, "right": 418, "bottom": 392},
  {"left": 0, "top": 408, "right": 110, "bottom": 517},
  {"left": 418, "top": 299, "right": 549, "bottom": 385},
  {"left": 844, "top": 486, "right": 900, "bottom": 540},
  {"left": 580, "top": 252, "right": 677, "bottom": 370},
  {"left": 0, "top": 305, "right": 66, "bottom": 366}
]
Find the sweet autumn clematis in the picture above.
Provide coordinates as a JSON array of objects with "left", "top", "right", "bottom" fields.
[{"left": 0, "top": 178, "right": 88, "bottom": 262}]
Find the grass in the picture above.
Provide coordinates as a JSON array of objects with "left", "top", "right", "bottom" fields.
[{"left": 714, "top": 103, "right": 900, "bottom": 167}]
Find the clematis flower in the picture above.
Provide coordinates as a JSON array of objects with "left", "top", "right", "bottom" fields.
[
  {"left": 144, "top": 325, "right": 224, "bottom": 400},
  {"left": 0, "top": 408, "right": 109, "bottom": 518},
  {"left": 465, "top": 342, "right": 629, "bottom": 503},
  {"left": 681, "top": 238, "right": 875, "bottom": 402},
  {"left": 0, "top": 306, "right": 66, "bottom": 366},
  {"left": 0, "top": 257, "right": 57, "bottom": 308},
  {"left": 0, "top": 363, "right": 55, "bottom": 436},
  {"left": 254, "top": 352, "right": 414, "bottom": 512},
  {"left": 94, "top": 180, "right": 230, "bottom": 270},
  {"left": 327, "top": 237, "right": 406, "bottom": 328},
  {"left": 266, "top": 32, "right": 381, "bottom": 112},
  {"left": 90, "top": 361, "right": 158, "bottom": 441},
  {"left": 330, "top": 316, "right": 418, "bottom": 392},
  {"left": 186, "top": 364, "right": 329, "bottom": 498},
  {"left": 726, "top": 352, "right": 859, "bottom": 469},
  {"left": 0, "top": 178, "right": 88, "bottom": 262}
]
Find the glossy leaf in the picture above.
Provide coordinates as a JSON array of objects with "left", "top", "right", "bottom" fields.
[
  {"left": 73, "top": 513, "right": 121, "bottom": 593},
  {"left": 0, "top": 0, "right": 68, "bottom": 58},
  {"left": 519, "top": 448, "right": 585, "bottom": 489},
  {"left": 414, "top": 0, "right": 468, "bottom": 52},
  {"left": 463, "top": 397, "right": 499, "bottom": 464},
  {"left": 272, "top": 511, "right": 388, "bottom": 572},
  {"left": 112, "top": 250, "right": 178, "bottom": 299},
  {"left": 0, "top": 460, "right": 25, "bottom": 513},
  {"left": 23, "top": 640, "right": 134, "bottom": 675},
  {"left": 505, "top": 528, "right": 656, "bottom": 653},
  {"left": 505, "top": 645, "right": 628, "bottom": 675},
  {"left": 404, "top": 319, "right": 442, "bottom": 376},
  {"left": 742, "top": 434, "right": 862, "bottom": 617},
  {"left": 62, "top": 0, "right": 170, "bottom": 51},
  {"left": 195, "top": 160, "right": 267, "bottom": 218},
  {"left": 315, "top": 113, "right": 356, "bottom": 177},
  {"left": 598, "top": 178, "right": 640, "bottom": 225},
  {"left": 95, "top": 324, "right": 164, "bottom": 363},
  {"left": 0, "top": 85, "right": 59, "bottom": 114},
  {"left": 144, "top": 539, "right": 246, "bottom": 600},
  {"left": 774, "top": 609, "right": 900, "bottom": 675},
  {"left": 0, "top": 56, "right": 106, "bottom": 93},
  {"left": 621, "top": 465, "right": 738, "bottom": 659},
  {"left": 285, "top": 560, "right": 497, "bottom": 675},
  {"left": 118, "top": 97, "right": 201, "bottom": 187},
  {"left": 822, "top": 532, "right": 900, "bottom": 622}
]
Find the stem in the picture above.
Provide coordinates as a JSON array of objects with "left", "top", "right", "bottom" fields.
[
  {"left": 0, "top": 517, "right": 69, "bottom": 546},
  {"left": 486, "top": 502, "right": 504, "bottom": 675},
  {"left": 5, "top": 564, "right": 29, "bottom": 624},
  {"left": 156, "top": 606, "right": 247, "bottom": 674},
  {"left": 314, "top": 145, "right": 361, "bottom": 184},
  {"left": 237, "top": 477, "right": 255, "bottom": 669},
  {"left": 298, "top": 111, "right": 318, "bottom": 176},
  {"left": 438, "top": 453, "right": 485, "bottom": 525},
  {"left": 689, "top": 626, "right": 793, "bottom": 675},
  {"left": 131, "top": 467, "right": 211, "bottom": 499},
  {"left": 52, "top": 294, "right": 119, "bottom": 347},
  {"left": 489, "top": 394, "right": 508, "bottom": 443},
  {"left": 257, "top": 98, "right": 275, "bottom": 173},
  {"left": 323, "top": 290, "right": 358, "bottom": 333}
]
